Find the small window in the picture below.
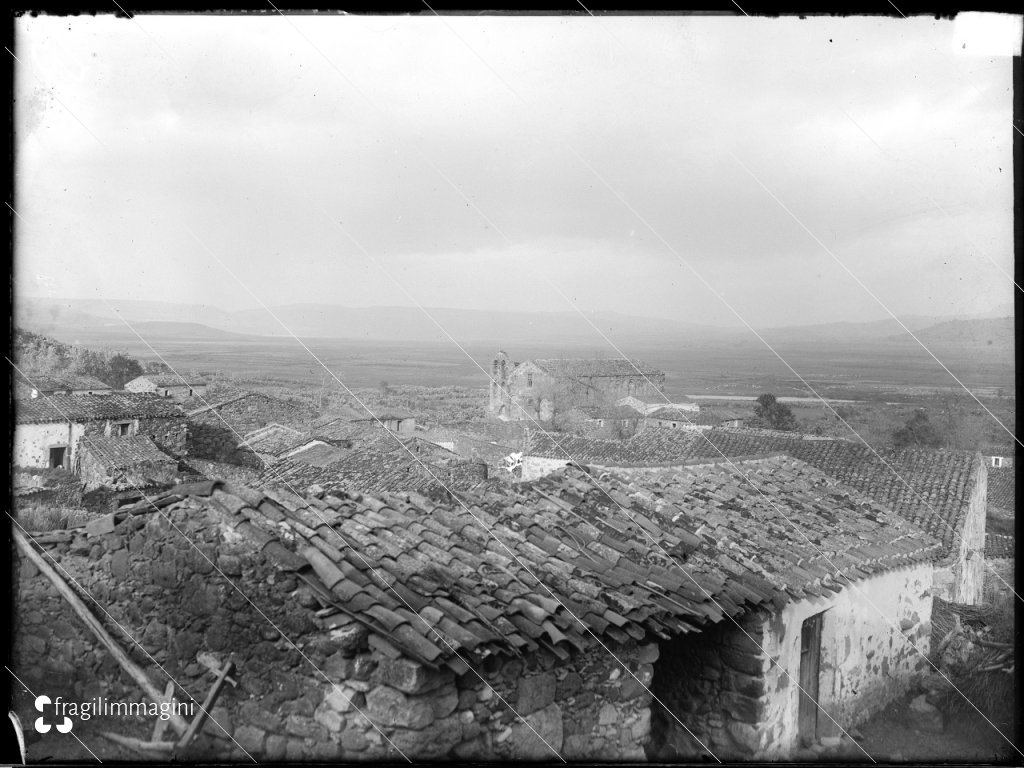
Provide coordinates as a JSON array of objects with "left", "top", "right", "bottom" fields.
[
  {"left": 117, "top": 423, "right": 130, "bottom": 437},
  {"left": 527, "top": 373, "right": 533, "bottom": 387},
  {"left": 672, "top": 422, "right": 677, "bottom": 428},
  {"left": 992, "top": 457, "right": 1003, "bottom": 468}
]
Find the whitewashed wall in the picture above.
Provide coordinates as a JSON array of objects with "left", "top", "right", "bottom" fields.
[
  {"left": 754, "top": 563, "right": 933, "bottom": 757},
  {"left": 13, "top": 422, "right": 86, "bottom": 468},
  {"left": 521, "top": 455, "right": 572, "bottom": 481}
]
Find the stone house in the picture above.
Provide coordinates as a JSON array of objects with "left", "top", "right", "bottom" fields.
[
  {"left": 563, "top": 404, "right": 645, "bottom": 439},
  {"left": 12, "top": 455, "right": 939, "bottom": 761},
  {"left": 237, "top": 424, "right": 306, "bottom": 465},
  {"left": 522, "top": 427, "right": 988, "bottom": 605},
  {"left": 645, "top": 407, "right": 745, "bottom": 431},
  {"left": 15, "top": 374, "right": 113, "bottom": 398},
  {"left": 616, "top": 395, "right": 700, "bottom": 415},
  {"left": 14, "top": 393, "right": 188, "bottom": 471},
  {"left": 350, "top": 409, "right": 417, "bottom": 435},
  {"left": 984, "top": 453, "right": 1014, "bottom": 469},
  {"left": 256, "top": 437, "right": 487, "bottom": 497},
  {"left": 124, "top": 374, "right": 208, "bottom": 400},
  {"left": 186, "top": 393, "right": 319, "bottom": 465},
  {"left": 488, "top": 351, "right": 666, "bottom": 421},
  {"left": 76, "top": 435, "right": 179, "bottom": 490}
]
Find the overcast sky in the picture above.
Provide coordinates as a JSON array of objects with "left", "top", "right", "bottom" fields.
[{"left": 14, "top": 13, "right": 1019, "bottom": 327}]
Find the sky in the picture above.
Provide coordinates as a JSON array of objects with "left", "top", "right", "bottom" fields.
[{"left": 13, "top": 13, "right": 1020, "bottom": 328}]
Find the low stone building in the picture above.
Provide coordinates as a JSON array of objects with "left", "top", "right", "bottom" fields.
[
  {"left": 125, "top": 374, "right": 208, "bottom": 400},
  {"left": 256, "top": 437, "right": 488, "bottom": 497},
  {"left": 14, "top": 393, "right": 187, "bottom": 471},
  {"left": 645, "top": 406, "right": 745, "bottom": 431},
  {"left": 523, "top": 427, "right": 988, "bottom": 605},
  {"left": 76, "top": 435, "right": 179, "bottom": 490},
  {"left": 15, "top": 374, "right": 113, "bottom": 398},
  {"left": 237, "top": 424, "right": 306, "bottom": 465},
  {"left": 564, "top": 404, "right": 644, "bottom": 439},
  {"left": 187, "top": 393, "right": 318, "bottom": 465},
  {"left": 350, "top": 409, "right": 417, "bottom": 435},
  {"left": 13, "top": 455, "right": 940, "bottom": 761},
  {"left": 488, "top": 351, "right": 666, "bottom": 421}
]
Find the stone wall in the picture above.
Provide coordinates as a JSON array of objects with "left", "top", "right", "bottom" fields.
[
  {"left": 650, "top": 564, "right": 934, "bottom": 760},
  {"left": 983, "top": 558, "right": 1015, "bottom": 605},
  {"left": 521, "top": 455, "right": 572, "bottom": 482},
  {"left": 649, "top": 612, "right": 767, "bottom": 760},
  {"left": 190, "top": 394, "right": 318, "bottom": 436},
  {"left": 14, "top": 422, "right": 86, "bottom": 469},
  {"left": 187, "top": 422, "right": 262, "bottom": 467},
  {"left": 12, "top": 505, "right": 654, "bottom": 760},
  {"left": 80, "top": 417, "right": 188, "bottom": 459}
]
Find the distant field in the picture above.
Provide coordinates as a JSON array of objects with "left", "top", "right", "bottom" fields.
[{"left": 46, "top": 328, "right": 1015, "bottom": 402}]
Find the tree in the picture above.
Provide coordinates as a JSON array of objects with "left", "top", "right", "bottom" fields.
[
  {"left": 891, "top": 409, "right": 943, "bottom": 450},
  {"left": 106, "top": 353, "right": 144, "bottom": 389},
  {"left": 753, "top": 393, "right": 798, "bottom": 431}
]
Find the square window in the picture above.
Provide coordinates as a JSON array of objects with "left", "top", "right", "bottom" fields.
[{"left": 117, "top": 423, "right": 130, "bottom": 437}]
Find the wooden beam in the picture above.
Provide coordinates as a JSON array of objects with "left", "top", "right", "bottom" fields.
[
  {"left": 14, "top": 530, "right": 190, "bottom": 737},
  {"left": 151, "top": 681, "right": 176, "bottom": 742},
  {"left": 176, "top": 662, "right": 235, "bottom": 750},
  {"left": 101, "top": 732, "right": 176, "bottom": 754}
]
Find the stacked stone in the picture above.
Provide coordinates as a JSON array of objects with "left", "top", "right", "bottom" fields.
[
  {"left": 13, "top": 498, "right": 659, "bottom": 761},
  {"left": 186, "top": 423, "right": 260, "bottom": 467},
  {"left": 651, "top": 616, "right": 768, "bottom": 760}
]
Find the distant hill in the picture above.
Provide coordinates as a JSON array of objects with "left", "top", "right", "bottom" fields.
[
  {"left": 892, "top": 317, "right": 1015, "bottom": 346},
  {"left": 127, "top": 321, "right": 260, "bottom": 340},
  {"left": 14, "top": 295, "right": 1015, "bottom": 349}
]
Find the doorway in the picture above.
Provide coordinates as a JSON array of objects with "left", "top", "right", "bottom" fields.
[
  {"left": 48, "top": 446, "right": 67, "bottom": 469},
  {"left": 798, "top": 612, "right": 824, "bottom": 746}
]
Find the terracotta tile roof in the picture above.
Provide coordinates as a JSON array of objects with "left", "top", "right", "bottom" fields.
[
  {"left": 130, "top": 374, "right": 206, "bottom": 388},
  {"left": 425, "top": 420, "right": 531, "bottom": 447},
  {"left": 352, "top": 408, "right": 416, "bottom": 422},
  {"left": 78, "top": 435, "right": 175, "bottom": 469},
  {"left": 113, "top": 457, "right": 939, "bottom": 669},
  {"left": 574, "top": 405, "right": 645, "bottom": 420},
  {"left": 646, "top": 408, "right": 741, "bottom": 426},
  {"left": 255, "top": 446, "right": 462, "bottom": 496},
  {"left": 15, "top": 393, "right": 186, "bottom": 424},
  {"left": 281, "top": 442, "right": 350, "bottom": 467},
  {"left": 531, "top": 357, "right": 662, "bottom": 379},
  {"left": 15, "top": 373, "right": 112, "bottom": 393},
  {"left": 525, "top": 428, "right": 980, "bottom": 554},
  {"left": 988, "top": 467, "right": 1015, "bottom": 512},
  {"left": 239, "top": 424, "right": 306, "bottom": 456},
  {"left": 985, "top": 533, "right": 1015, "bottom": 560}
]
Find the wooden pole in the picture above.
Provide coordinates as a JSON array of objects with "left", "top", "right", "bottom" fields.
[
  {"left": 176, "top": 661, "right": 235, "bottom": 750},
  {"left": 14, "top": 530, "right": 191, "bottom": 737}
]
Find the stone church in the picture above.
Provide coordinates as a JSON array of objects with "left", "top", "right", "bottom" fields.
[{"left": 488, "top": 351, "right": 665, "bottom": 422}]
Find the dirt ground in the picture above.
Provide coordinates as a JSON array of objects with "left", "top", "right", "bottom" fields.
[{"left": 852, "top": 693, "right": 1018, "bottom": 764}]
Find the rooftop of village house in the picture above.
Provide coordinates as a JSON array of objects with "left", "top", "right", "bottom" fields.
[
  {"left": 987, "top": 466, "right": 1015, "bottom": 513},
  {"left": 985, "top": 533, "right": 1015, "bottom": 560},
  {"left": 646, "top": 407, "right": 744, "bottom": 425},
  {"left": 524, "top": 427, "right": 982, "bottom": 556},
  {"left": 127, "top": 373, "right": 208, "bottom": 387},
  {"left": 15, "top": 392, "right": 187, "bottom": 423},
  {"left": 78, "top": 435, "right": 176, "bottom": 469},
  {"left": 28, "top": 456, "right": 941, "bottom": 673},
  {"left": 14, "top": 373, "right": 113, "bottom": 393}
]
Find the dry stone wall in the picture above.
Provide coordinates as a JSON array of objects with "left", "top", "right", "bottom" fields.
[{"left": 12, "top": 505, "right": 655, "bottom": 760}]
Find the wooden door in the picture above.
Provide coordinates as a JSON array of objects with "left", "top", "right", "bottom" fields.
[{"left": 798, "top": 612, "right": 823, "bottom": 746}]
